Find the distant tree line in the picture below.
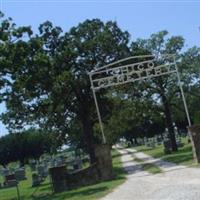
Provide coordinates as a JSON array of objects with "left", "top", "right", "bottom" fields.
[{"left": 0, "top": 129, "right": 60, "bottom": 167}]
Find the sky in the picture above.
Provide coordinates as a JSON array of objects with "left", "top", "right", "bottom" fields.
[{"left": 0, "top": 0, "right": 200, "bottom": 136}]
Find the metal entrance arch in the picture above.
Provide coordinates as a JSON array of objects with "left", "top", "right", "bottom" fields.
[{"left": 88, "top": 54, "right": 191, "bottom": 144}]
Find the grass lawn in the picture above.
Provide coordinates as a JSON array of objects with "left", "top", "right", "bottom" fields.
[
  {"left": 0, "top": 150, "right": 125, "bottom": 200},
  {"left": 134, "top": 137, "right": 195, "bottom": 166}
]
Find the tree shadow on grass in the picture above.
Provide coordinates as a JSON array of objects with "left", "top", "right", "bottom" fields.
[
  {"left": 162, "top": 152, "right": 193, "bottom": 165},
  {"left": 29, "top": 165, "right": 125, "bottom": 200},
  {"left": 151, "top": 145, "right": 193, "bottom": 164},
  {"left": 32, "top": 186, "right": 108, "bottom": 200},
  {"left": 37, "top": 184, "right": 52, "bottom": 192},
  {"left": 112, "top": 151, "right": 130, "bottom": 159},
  {"left": 113, "top": 167, "right": 126, "bottom": 179}
]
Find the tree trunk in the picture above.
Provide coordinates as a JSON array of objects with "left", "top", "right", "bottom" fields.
[
  {"left": 161, "top": 93, "right": 178, "bottom": 151},
  {"left": 20, "top": 159, "right": 25, "bottom": 167},
  {"left": 81, "top": 115, "right": 96, "bottom": 164},
  {"left": 3, "top": 164, "right": 7, "bottom": 169},
  {"left": 74, "top": 88, "right": 97, "bottom": 164},
  {"left": 134, "top": 137, "right": 138, "bottom": 145}
]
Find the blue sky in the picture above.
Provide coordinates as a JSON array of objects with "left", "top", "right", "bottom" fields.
[{"left": 0, "top": 0, "right": 200, "bottom": 136}]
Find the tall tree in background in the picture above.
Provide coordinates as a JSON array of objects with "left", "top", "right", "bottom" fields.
[
  {"left": 131, "top": 31, "right": 185, "bottom": 151},
  {"left": 104, "top": 94, "right": 165, "bottom": 145},
  {"left": 0, "top": 16, "right": 130, "bottom": 163},
  {"left": 180, "top": 47, "right": 200, "bottom": 123}
]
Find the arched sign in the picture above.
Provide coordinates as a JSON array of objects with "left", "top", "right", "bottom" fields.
[{"left": 88, "top": 54, "right": 191, "bottom": 143}]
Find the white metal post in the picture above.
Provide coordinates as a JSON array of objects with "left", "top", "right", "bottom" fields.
[
  {"left": 89, "top": 73, "right": 106, "bottom": 144},
  {"left": 174, "top": 60, "right": 192, "bottom": 126}
]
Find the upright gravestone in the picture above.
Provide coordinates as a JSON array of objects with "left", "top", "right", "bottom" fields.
[
  {"left": 14, "top": 168, "right": 26, "bottom": 181},
  {"left": 32, "top": 173, "right": 42, "bottom": 187},
  {"left": 156, "top": 136, "right": 162, "bottom": 145},
  {"left": 30, "top": 163, "right": 36, "bottom": 171},
  {"left": 37, "top": 165, "right": 48, "bottom": 179},
  {"left": 163, "top": 139, "right": 172, "bottom": 154},
  {"left": 5, "top": 174, "right": 17, "bottom": 187},
  {"left": 49, "top": 165, "right": 67, "bottom": 193},
  {"left": 2, "top": 169, "right": 9, "bottom": 177},
  {"left": 73, "top": 158, "right": 82, "bottom": 170}
]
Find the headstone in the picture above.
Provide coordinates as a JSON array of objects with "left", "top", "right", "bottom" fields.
[
  {"left": 9, "top": 167, "right": 15, "bottom": 174},
  {"left": 32, "top": 173, "right": 42, "bottom": 187},
  {"left": 163, "top": 139, "right": 172, "bottom": 154},
  {"left": 180, "top": 129, "right": 187, "bottom": 137},
  {"left": 4, "top": 174, "right": 17, "bottom": 187},
  {"left": 73, "top": 158, "right": 82, "bottom": 170},
  {"left": 156, "top": 136, "right": 163, "bottom": 145},
  {"left": 2, "top": 168, "right": 9, "bottom": 176},
  {"left": 49, "top": 165, "right": 67, "bottom": 193},
  {"left": 145, "top": 138, "right": 156, "bottom": 148},
  {"left": 14, "top": 168, "right": 26, "bottom": 181},
  {"left": 144, "top": 137, "right": 148, "bottom": 146},
  {"left": 150, "top": 138, "right": 156, "bottom": 148},
  {"left": 30, "top": 161, "right": 37, "bottom": 171},
  {"left": 37, "top": 165, "right": 48, "bottom": 179},
  {"left": 5, "top": 174, "right": 15, "bottom": 182},
  {"left": 59, "top": 156, "right": 66, "bottom": 165},
  {"left": 176, "top": 137, "right": 184, "bottom": 148},
  {"left": 163, "top": 128, "right": 169, "bottom": 140},
  {"left": 6, "top": 180, "right": 17, "bottom": 187},
  {"left": 55, "top": 157, "right": 64, "bottom": 167},
  {"left": 82, "top": 157, "right": 89, "bottom": 164},
  {"left": 50, "top": 159, "right": 57, "bottom": 168}
]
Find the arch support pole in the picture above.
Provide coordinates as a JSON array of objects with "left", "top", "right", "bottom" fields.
[
  {"left": 174, "top": 61, "right": 191, "bottom": 126},
  {"left": 89, "top": 74, "right": 106, "bottom": 144}
]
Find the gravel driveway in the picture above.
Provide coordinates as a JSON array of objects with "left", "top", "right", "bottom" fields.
[{"left": 101, "top": 148, "right": 200, "bottom": 200}]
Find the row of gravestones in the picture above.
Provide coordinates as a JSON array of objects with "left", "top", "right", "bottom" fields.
[
  {"left": 31, "top": 156, "right": 84, "bottom": 187},
  {"left": 144, "top": 132, "right": 184, "bottom": 154},
  {"left": 145, "top": 126, "right": 186, "bottom": 146},
  {"left": 30, "top": 156, "right": 83, "bottom": 172},
  {"left": 0, "top": 153, "right": 87, "bottom": 188},
  {"left": 0, "top": 157, "right": 69, "bottom": 188},
  {"left": 0, "top": 167, "right": 26, "bottom": 189},
  {"left": 30, "top": 154, "right": 79, "bottom": 170},
  {"left": 124, "top": 126, "right": 188, "bottom": 148},
  {"left": 144, "top": 134, "right": 166, "bottom": 148},
  {"left": 144, "top": 136, "right": 183, "bottom": 148}
]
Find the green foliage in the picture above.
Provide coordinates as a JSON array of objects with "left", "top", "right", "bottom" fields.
[
  {"left": 104, "top": 96, "right": 165, "bottom": 144},
  {"left": 0, "top": 129, "right": 59, "bottom": 167},
  {"left": 194, "top": 111, "right": 200, "bottom": 124},
  {"left": 180, "top": 47, "right": 200, "bottom": 125},
  {"left": 130, "top": 31, "right": 189, "bottom": 151}
]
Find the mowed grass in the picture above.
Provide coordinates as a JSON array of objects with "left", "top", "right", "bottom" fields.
[
  {"left": 134, "top": 137, "right": 195, "bottom": 166},
  {"left": 0, "top": 167, "right": 52, "bottom": 200},
  {"left": 0, "top": 149, "right": 125, "bottom": 200}
]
